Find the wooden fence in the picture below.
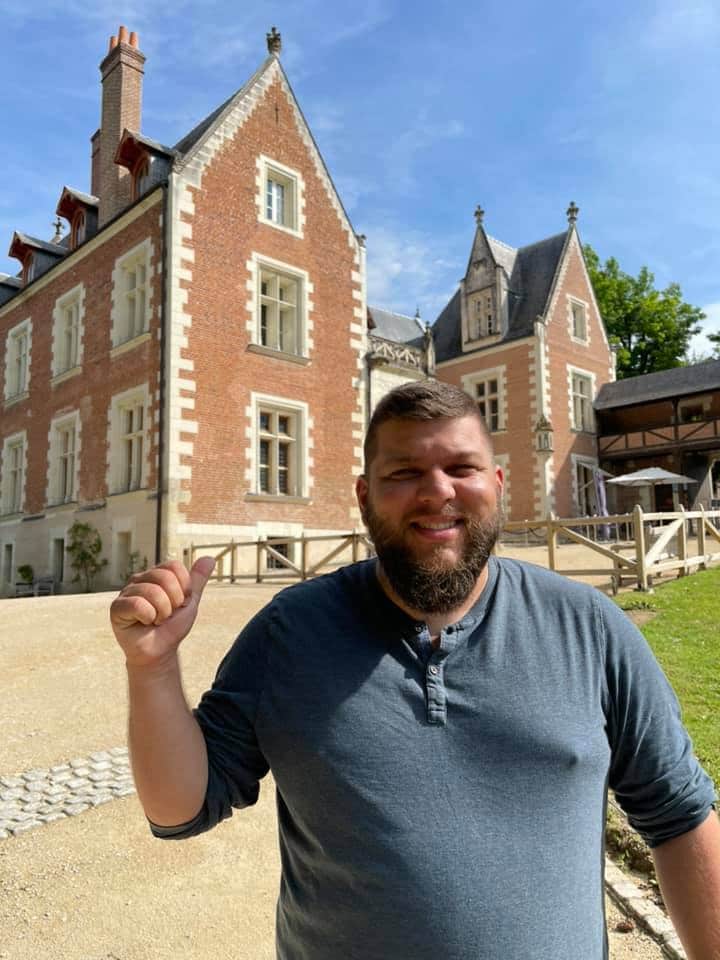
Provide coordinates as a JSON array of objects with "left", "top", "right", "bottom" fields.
[
  {"left": 505, "top": 505, "right": 720, "bottom": 593},
  {"left": 185, "top": 506, "right": 720, "bottom": 593}
]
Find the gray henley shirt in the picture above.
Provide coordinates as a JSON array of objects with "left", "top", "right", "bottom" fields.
[{"left": 153, "top": 557, "right": 716, "bottom": 959}]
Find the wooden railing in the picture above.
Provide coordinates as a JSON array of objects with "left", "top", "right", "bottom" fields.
[
  {"left": 185, "top": 508, "right": 720, "bottom": 593},
  {"left": 599, "top": 416, "right": 720, "bottom": 456},
  {"left": 505, "top": 506, "right": 720, "bottom": 592},
  {"left": 184, "top": 531, "right": 374, "bottom": 584}
]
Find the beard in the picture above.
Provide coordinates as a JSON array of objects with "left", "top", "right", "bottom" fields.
[{"left": 363, "top": 494, "right": 502, "bottom": 615}]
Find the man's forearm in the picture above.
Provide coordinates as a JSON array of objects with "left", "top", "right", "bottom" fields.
[
  {"left": 127, "top": 656, "right": 209, "bottom": 827},
  {"left": 651, "top": 809, "right": 720, "bottom": 960}
]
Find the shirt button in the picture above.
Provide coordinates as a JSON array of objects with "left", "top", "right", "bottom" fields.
[{"left": 429, "top": 665, "right": 439, "bottom": 675}]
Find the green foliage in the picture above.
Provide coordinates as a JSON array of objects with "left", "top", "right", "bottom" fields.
[
  {"left": 615, "top": 567, "right": 720, "bottom": 787},
  {"left": 67, "top": 521, "right": 108, "bottom": 592},
  {"left": 124, "top": 550, "right": 147, "bottom": 583},
  {"left": 16, "top": 564, "right": 34, "bottom": 585},
  {"left": 709, "top": 330, "right": 720, "bottom": 357},
  {"left": 584, "top": 245, "right": 705, "bottom": 379}
]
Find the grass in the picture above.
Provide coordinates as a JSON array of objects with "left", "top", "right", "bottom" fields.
[{"left": 615, "top": 567, "right": 720, "bottom": 788}]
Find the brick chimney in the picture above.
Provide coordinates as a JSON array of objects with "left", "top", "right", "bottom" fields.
[{"left": 96, "top": 26, "right": 145, "bottom": 226}]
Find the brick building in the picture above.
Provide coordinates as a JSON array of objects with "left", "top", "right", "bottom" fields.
[
  {"left": 0, "top": 27, "right": 366, "bottom": 594},
  {"left": 432, "top": 204, "right": 615, "bottom": 522}
]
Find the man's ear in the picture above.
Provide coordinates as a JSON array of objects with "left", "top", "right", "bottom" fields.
[{"left": 356, "top": 474, "right": 368, "bottom": 519}]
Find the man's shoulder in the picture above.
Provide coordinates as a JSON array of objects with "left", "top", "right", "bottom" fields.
[
  {"left": 493, "top": 555, "right": 597, "bottom": 598},
  {"left": 265, "top": 559, "right": 374, "bottom": 617}
]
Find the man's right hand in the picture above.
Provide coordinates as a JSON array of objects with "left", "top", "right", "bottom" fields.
[{"left": 110, "top": 557, "right": 216, "bottom": 669}]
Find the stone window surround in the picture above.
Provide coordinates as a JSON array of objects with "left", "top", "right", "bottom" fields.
[
  {"left": 4, "top": 317, "right": 32, "bottom": 403},
  {"left": 248, "top": 392, "right": 310, "bottom": 499},
  {"left": 246, "top": 252, "right": 313, "bottom": 358},
  {"left": 571, "top": 453, "right": 600, "bottom": 516},
  {"left": 493, "top": 452, "right": 511, "bottom": 519},
  {"left": 110, "top": 238, "right": 153, "bottom": 351},
  {"left": 51, "top": 283, "right": 85, "bottom": 380},
  {"left": 460, "top": 364, "right": 508, "bottom": 433},
  {"left": 107, "top": 384, "right": 150, "bottom": 495},
  {"left": 1, "top": 430, "right": 27, "bottom": 516},
  {"left": 567, "top": 364, "right": 596, "bottom": 433},
  {"left": 46, "top": 410, "right": 82, "bottom": 507},
  {"left": 567, "top": 294, "right": 590, "bottom": 345},
  {"left": 255, "top": 154, "right": 305, "bottom": 239}
]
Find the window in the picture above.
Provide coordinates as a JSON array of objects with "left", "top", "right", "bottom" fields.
[
  {"left": 48, "top": 415, "right": 79, "bottom": 505},
  {"left": 571, "top": 372, "right": 594, "bottom": 431},
  {"left": 462, "top": 367, "right": 506, "bottom": 433},
  {"left": 71, "top": 211, "right": 86, "bottom": 249},
  {"left": 468, "top": 289, "right": 497, "bottom": 340},
  {"left": 574, "top": 459, "right": 599, "bottom": 516},
  {"left": 133, "top": 156, "right": 150, "bottom": 200},
  {"left": 121, "top": 401, "right": 145, "bottom": 491},
  {"left": 260, "top": 268, "right": 300, "bottom": 353},
  {"left": 108, "top": 388, "right": 149, "bottom": 494},
  {"left": 266, "top": 540, "right": 291, "bottom": 570},
  {"left": 476, "top": 377, "right": 500, "bottom": 432},
  {"left": 257, "top": 156, "right": 303, "bottom": 236},
  {"left": 52, "top": 287, "right": 83, "bottom": 376},
  {"left": 111, "top": 242, "right": 152, "bottom": 348},
  {"left": 2, "top": 542, "right": 13, "bottom": 585},
  {"left": 4, "top": 320, "right": 31, "bottom": 400},
  {"left": 23, "top": 254, "right": 35, "bottom": 286},
  {"left": 258, "top": 409, "right": 297, "bottom": 495},
  {"left": 570, "top": 299, "right": 588, "bottom": 341},
  {"left": 1, "top": 434, "right": 26, "bottom": 515}
]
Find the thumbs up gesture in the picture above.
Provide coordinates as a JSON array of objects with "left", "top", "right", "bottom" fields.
[{"left": 110, "top": 558, "right": 216, "bottom": 669}]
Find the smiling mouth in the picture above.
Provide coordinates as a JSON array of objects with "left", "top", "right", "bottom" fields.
[{"left": 411, "top": 519, "right": 463, "bottom": 531}]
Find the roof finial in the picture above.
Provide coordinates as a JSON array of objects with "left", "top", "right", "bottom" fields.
[
  {"left": 474, "top": 204, "right": 485, "bottom": 226},
  {"left": 52, "top": 217, "right": 63, "bottom": 243},
  {"left": 566, "top": 201, "right": 579, "bottom": 225},
  {"left": 267, "top": 26, "right": 282, "bottom": 56}
]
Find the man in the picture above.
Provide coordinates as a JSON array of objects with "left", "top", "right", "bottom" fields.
[{"left": 111, "top": 380, "right": 720, "bottom": 960}]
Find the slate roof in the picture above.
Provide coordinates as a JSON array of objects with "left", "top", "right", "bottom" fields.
[
  {"left": 12, "top": 232, "right": 67, "bottom": 257},
  {"left": 595, "top": 358, "right": 720, "bottom": 410},
  {"left": 122, "top": 130, "right": 178, "bottom": 158},
  {"left": 61, "top": 187, "right": 99, "bottom": 207},
  {"left": 368, "top": 306, "right": 424, "bottom": 347},
  {"left": 0, "top": 273, "right": 22, "bottom": 288},
  {"left": 433, "top": 230, "right": 568, "bottom": 363}
]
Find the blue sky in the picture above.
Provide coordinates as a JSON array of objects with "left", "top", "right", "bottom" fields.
[{"left": 1, "top": 0, "right": 719, "bottom": 356}]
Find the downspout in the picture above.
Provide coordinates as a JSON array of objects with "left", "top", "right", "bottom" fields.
[{"left": 154, "top": 180, "right": 169, "bottom": 564}]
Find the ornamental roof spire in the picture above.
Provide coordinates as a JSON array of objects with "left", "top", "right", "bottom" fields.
[{"left": 267, "top": 26, "right": 282, "bottom": 56}]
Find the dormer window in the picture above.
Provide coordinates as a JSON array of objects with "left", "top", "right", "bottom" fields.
[
  {"left": 468, "top": 289, "right": 497, "bottom": 340},
  {"left": 23, "top": 254, "right": 35, "bottom": 286},
  {"left": 132, "top": 156, "right": 150, "bottom": 200},
  {"left": 71, "top": 211, "right": 86, "bottom": 250}
]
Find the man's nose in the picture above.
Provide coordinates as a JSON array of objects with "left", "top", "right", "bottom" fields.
[{"left": 416, "top": 468, "right": 455, "bottom": 503}]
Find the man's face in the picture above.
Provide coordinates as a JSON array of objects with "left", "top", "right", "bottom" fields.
[{"left": 356, "top": 415, "right": 504, "bottom": 614}]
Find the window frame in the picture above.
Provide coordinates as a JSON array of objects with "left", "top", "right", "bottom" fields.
[
  {"left": 568, "top": 366, "right": 596, "bottom": 433},
  {"left": 257, "top": 155, "right": 304, "bottom": 238},
  {"left": 249, "top": 394, "right": 309, "bottom": 500},
  {"left": 47, "top": 411, "right": 81, "bottom": 507},
  {"left": 568, "top": 296, "right": 589, "bottom": 344},
  {"left": 51, "top": 284, "right": 84, "bottom": 379},
  {"left": 110, "top": 240, "right": 153, "bottom": 351},
  {"left": 1, "top": 432, "right": 27, "bottom": 516},
  {"left": 4, "top": 318, "right": 32, "bottom": 402},
  {"left": 460, "top": 366, "right": 507, "bottom": 433},
  {"left": 108, "top": 386, "right": 150, "bottom": 495},
  {"left": 249, "top": 254, "right": 310, "bottom": 359}
]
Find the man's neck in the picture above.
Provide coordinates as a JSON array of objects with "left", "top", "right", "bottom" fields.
[{"left": 375, "top": 561, "right": 490, "bottom": 641}]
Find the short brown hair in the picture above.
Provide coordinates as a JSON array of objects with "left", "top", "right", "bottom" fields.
[{"left": 363, "top": 379, "right": 492, "bottom": 472}]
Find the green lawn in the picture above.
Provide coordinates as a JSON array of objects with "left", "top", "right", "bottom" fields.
[{"left": 616, "top": 567, "right": 720, "bottom": 788}]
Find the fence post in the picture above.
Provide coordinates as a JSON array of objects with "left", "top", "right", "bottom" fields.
[
  {"left": 256, "top": 537, "right": 264, "bottom": 584},
  {"left": 301, "top": 534, "right": 308, "bottom": 580},
  {"left": 634, "top": 504, "right": 649, "bottom": 591},
  {"left": 352, "top": 529, "right": 359, "bottom": 563},
  {"left": 677, "top": 505, "right": 688, "bottom": 577},
  {"left": 230, "top": 540, "right": 236, "bottom": 583},
  {"left": 698, "top": 506, "right": 707, "bottom": 570},
  {"left": 547, "top": 514, "right": 557, "bottom": 571}
]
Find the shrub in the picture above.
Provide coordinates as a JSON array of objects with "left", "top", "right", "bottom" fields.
[{"left": 67, "top": 521, "right": 108, "bottom": 592}]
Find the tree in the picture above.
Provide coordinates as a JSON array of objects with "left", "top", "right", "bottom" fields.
[
  {"left": 709, "top": 330, "right": 720, "bottom": 358},
  {"left": 67, "top": 521, "right": 108, "bottom": 592},
  {"left": 584, "top": 245, "right": 705, "bottom": 379}
]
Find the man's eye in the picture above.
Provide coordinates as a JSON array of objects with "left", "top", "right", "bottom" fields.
[
  {"left": 387, "top": 470, "right": 418, "bottom": 480},
  {"left": 449, "top": 465, "right": 479, "bottom": 477}
]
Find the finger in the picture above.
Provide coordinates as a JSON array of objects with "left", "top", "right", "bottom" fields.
[
  {"left": 127, "top": 566, "right": 186, "bottom": 608},
  {"left": 120, "top": 582, "right": 175, "bottom": 624},
  {"left": 111, "top": 594, "right": 160, "bottom": 629},
  {"left": 132, "top": 560, "right": 191, "bottom": 597},
  {"left": 189, "top": 556, "right": 216, "bottom": 604}
]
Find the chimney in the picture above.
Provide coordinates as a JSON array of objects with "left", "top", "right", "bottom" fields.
[{"left": 97, "top": 26, "right": 145, "bottom": 226}]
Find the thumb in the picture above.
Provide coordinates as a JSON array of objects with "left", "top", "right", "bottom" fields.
[{"left": 189, "top": 556, "right": 216, "bottom": 603}]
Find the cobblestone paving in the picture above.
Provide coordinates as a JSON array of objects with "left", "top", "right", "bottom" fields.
[{"left": 0, "top": 747, "right": 135, "bottom": 838}]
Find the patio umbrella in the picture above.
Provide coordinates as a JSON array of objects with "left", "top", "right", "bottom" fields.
[{"left": 606, "top": 467, "right": 697, "bottom": 487}]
